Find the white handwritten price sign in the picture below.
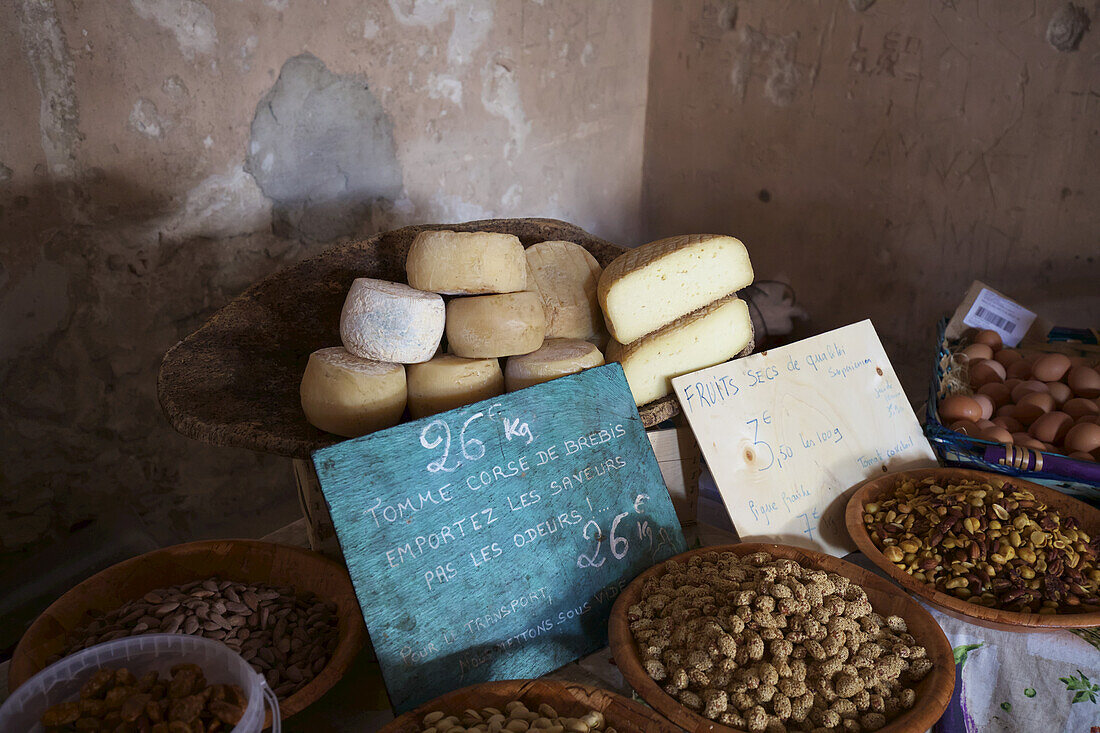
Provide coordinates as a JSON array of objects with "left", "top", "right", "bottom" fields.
[
  {"left": 672, "top": 320, "right": 937, "bottom": 556},
  {"left": 313, "top": 363, "right": 685, "bottom": 713}
]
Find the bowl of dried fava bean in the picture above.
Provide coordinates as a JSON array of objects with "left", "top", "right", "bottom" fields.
[
  {"left": 608, "top": 544, "right": 954, "bottom": 733},
  {"left": 847, "top": 468, "right": 1100, "bottom": 631},
  {"left": 378, "top": 679, "right": 682, "bottom": 733},
  {"left": 10, "top": 539, "right": 365, "bottom": 723}
]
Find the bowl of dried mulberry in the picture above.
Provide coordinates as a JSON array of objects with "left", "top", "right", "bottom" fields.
[
  {"left": 608, "top": 544, "right": 954, "bottom": 733},
  {"left": 846, "top": 467, "right": 1100, "bottom": 630}
]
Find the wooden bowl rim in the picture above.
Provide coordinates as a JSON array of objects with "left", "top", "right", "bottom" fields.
[
  {"left": 9, "top": 539, "right": 366, "bottom": 722},
  {"left": 377, "top": 679, "right": 682, "bottom": 733},
  {"left": 608, "top": 543, "right": 955, "bottom": 733},
  {"left": 845, "top": 467, "right": 1100, "bottom": 630}
]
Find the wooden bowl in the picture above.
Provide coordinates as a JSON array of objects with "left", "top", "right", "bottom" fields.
[
  {"left": 158, "top": 218, "right": 714, "bottom": 459},
  {"left": 9, "top": 539, "right": 366, "bottom": 724},
  {"left": 608, "top": 544, "right": 954, "bottom": 733},
  {"left": 846, "top": 467, "right": 1100, "bottom": 631},
  {"left": 378, "top": 679, "right": 681, "bottom": 733}
]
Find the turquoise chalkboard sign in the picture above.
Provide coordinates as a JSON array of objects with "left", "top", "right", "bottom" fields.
[{"left": 313, "top": 363, "right": 686, "bottom": 713}]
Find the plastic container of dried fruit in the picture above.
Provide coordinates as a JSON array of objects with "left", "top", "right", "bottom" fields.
[{"left": 0, "top": 633, "right": 280, "bottom": 732}]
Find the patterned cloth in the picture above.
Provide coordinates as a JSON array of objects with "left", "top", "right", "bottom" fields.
[{"left": 930, "top": 610, "right": 1100, "bottom": 733}]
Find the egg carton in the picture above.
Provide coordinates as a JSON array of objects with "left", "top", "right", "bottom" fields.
[{"left": 925, "top": 318, "right": 1100, "bottom": 505}]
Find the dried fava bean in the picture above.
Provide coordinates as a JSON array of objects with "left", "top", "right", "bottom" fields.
[
  {"left": 629, "top": 551, "right": 929, "bottom": 729},
  {"left": 863, "top": 476, "right": 1099, "bottom": 613}
]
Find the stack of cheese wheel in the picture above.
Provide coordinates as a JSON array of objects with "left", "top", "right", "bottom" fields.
[
  {"left": 300, "top": 277, "right": 446, "bottom": 437},
  {"left": 300, "top": 231, "right": 612, "bottom": 437},
  {"left": 598, "top": 234, "right": 755, "bottom": 406},
  {"left": 937, "top": 328, "right": 1100, "bottom": 461}
]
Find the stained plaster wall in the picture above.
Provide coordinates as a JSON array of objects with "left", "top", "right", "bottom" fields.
[
  {"left": 644, "top": 0, "right": 1099, "bottom": 393},
  {"left": 0, "top": 0, "right": 653, "bottom": 562}
]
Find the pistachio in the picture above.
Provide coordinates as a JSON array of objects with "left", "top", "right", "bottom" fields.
[{"left": 864, "top": 476, "right": 1099, "bottom": 615}]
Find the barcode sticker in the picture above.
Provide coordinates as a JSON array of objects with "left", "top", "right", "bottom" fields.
[{"left": 963, "top": 288, "right": 1036, "bottom": 347}]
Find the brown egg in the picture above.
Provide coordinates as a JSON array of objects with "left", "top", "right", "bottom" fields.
[
  {"left": 1011, "top": 433, "right": 1045, "bottom": 450},
  {"left": 972, "top": 394, "right": 995, "bottom": 421},
  {"left": 960, "top": 343, "right": 994, "bottom": 362},
  {"left": 973, "top": 329, "right": 1003, "bottom": 350},
  {"left": 1031, "top": 353, "right": 1072, "bottom": 383},
  {"left": 949, "top": 420, "right": 981, "bottom": 436},
  {"left": 1003, "top": 378, "right": 1023, "bottom": 392},
  {"left": 1045, "top": 381, "right": 1072, "bottom": 407},
  {"left": 978, "top": 426, "right": 1014, "bottom": 444},
  {"left": 1063, "top": 397, "right": 1100, "bottom": 420},
  {"left": 939, "top": 395, "right": 984, "bottom": 424},
  {"left": 992, "top": 415, "right": 1024, "bottom": 433},
  {"left": 1068, "top": 451, "right": 1096, "bottom": 462},
  {"left": 993, "top": 348, "right": 1023, "bottom": 368},
  {"left": 1006, "top": 358, "right": 1033, "bottom": 380},
  {"left": 1068, "top": 365, "right": 1100, "bottom": 398},
  {"left": 995, "top": 404, "right": 1019, "bottom": 420},
  {"left": 1078, "top": 415, "right": 1100, "bottom": 426},
  {"left": 1028, "top": 411, "right": 1073, "bottom": 444},
  {"left": 977, "top": 382, "right": 1012, "bottom": 408},
  {"left": 1011, "top": 380, "right": 1048, "bottom": 404},
  {"left": 1015, "top": 391, "right": 1055, "bottom": 425},
  {"left": 969, "top": 359, "right": 1006, "bottom": 388},
  {"left": 1064, "top": 422, "right": 1100, "bottom": 454}
]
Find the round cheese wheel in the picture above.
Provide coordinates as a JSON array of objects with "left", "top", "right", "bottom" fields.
[
  {"left": 406, "top": 230, "right": 526, "bottom": 295},
  {"left": 407, "top": 354, "right": 504, "bottom": 419},
  {"left": 300, "top": 347, "right": 406, "bottom": 437},
  {"left": 504, "top": 338, "right": 605, "bottom": 392},
  {"left": 525, "top": 241, "right": 608, "bottom": 345},
  {"left": 446, "top": 292, "right": 546, "bottom": 358},
  {"left": 339, "top": 278, "right": 444, "bottom": 364}
]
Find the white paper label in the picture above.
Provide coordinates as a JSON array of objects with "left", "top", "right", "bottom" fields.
[
  {"left": 962, "top": 288, "right": 1037, "bottom": 347},
  {"left": 672, "top": 320, "right": 937, "bottom": 557}
]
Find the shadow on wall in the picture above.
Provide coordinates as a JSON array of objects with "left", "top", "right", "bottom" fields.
[{"left": 0, "top": 45, "right": 440, "bottom": 577}]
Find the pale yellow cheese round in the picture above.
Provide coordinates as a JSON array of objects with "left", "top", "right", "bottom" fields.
[
  {"left": 505, "top": 338, "right": 605, "bottom": 392},
  {"left": 445, "top": 291, "right": 546, "bottom": 359},
  {"left": 300, "top": 347, "right": 407, "bottom": 437},
  {"left": 407, "top": 354, "right": 504, "bottom": 418},
  {"left": 524, "top": 241, "right": 608, "bottom": 345},
  {"left": 406, "top": 230, "right": 526, "bottom": 295}
]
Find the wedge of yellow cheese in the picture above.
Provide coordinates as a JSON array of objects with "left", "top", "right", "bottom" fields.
[
  {"left": 606, "top": 296, "right": 753, "bottom": 406},
  {"left": 598, "top": 234, "right": 753, "bottom": 344}
]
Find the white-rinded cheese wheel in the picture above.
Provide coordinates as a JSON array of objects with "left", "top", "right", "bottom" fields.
[
  {"left": 598, "top": 234, "right": 753, "bottom": 344},
  {"left": 525, "top": 240, "right": 608, "bottom": 346},
  {"left": 339, "top": 278, "right": 444, "bottom": 363},
  {"left": 606, "top": 296, "right": 753, "bottom": 406},
  {"left": 504, "top": 338, "right": 605, "bottom": 392},
  {"left": 406, "top": 230, "right": 526, "bottom": 295},
  {"left": 406, "top": 354, "right": 504, "bottom": 418},
  {"left": 300, "top": 347, "right": 406, "bottom": 437},
  {"left": 446, "top": 291, "right": 546, "bottom": 359}
]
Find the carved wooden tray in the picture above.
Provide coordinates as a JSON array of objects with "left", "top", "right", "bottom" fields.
[{"left": 157, "top": 218, "right": 697, "bottom": 459}]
